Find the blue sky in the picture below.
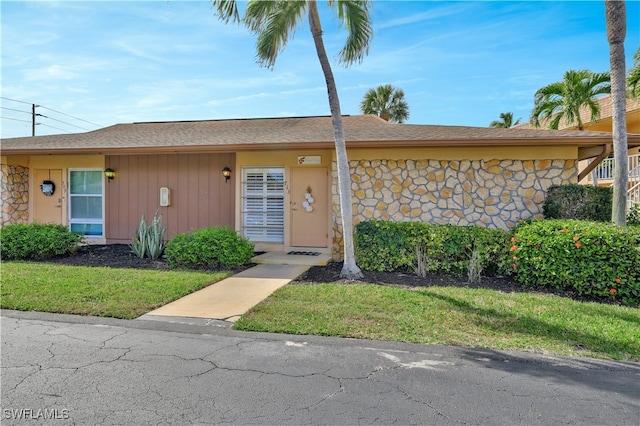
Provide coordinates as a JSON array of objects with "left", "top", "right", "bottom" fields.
[{"left": 1, "top": 0, "right": 639, "bottom": 138}]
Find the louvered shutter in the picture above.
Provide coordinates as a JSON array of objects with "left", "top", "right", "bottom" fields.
[{"left": 242, "top": 168, "right": 285, "bottom": 242}]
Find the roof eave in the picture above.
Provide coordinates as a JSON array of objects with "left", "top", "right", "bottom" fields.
[{"left": 3, "top": 134, "right": 639, "bottom": 156}]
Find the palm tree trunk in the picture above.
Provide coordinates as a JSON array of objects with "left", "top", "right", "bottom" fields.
[
  {"left": 606, "top": 0, "right": 628, "bottom": 225},
  {"left": 308, "top": 1, "right": 363, "bottom": 279}
]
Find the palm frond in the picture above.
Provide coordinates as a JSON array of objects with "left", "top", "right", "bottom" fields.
[
  {"left": 334, "top": 0, "right": 373, "bottom": 65},
  {"left": 359, "top": 84, "right": 409, "bottom": 123},
  {"left": 245, "top": 0, "right": 307, "bottom": 69},
  {"left": 212, "top": 0, "right": 240, "bottom": 24},
  {"left": 628, "top": 48, "right": 640, "bottom": 98},
  {"left": 530, "top": 69, "right": 611, "bottom": 130}
]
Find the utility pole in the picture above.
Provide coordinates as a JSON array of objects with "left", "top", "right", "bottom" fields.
[{"left": 32, "top": 103, "right": 35, "bottom": 136}]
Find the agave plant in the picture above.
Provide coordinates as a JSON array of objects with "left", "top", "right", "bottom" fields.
[{"left": 130, "top": 212, "right": 166, "bottom": 260}]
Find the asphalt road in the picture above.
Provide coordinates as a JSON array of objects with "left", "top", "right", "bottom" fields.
[{"left": 1, "top": 309, "right": 639, "bottom": 425}]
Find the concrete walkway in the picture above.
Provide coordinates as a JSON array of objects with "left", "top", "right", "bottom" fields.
[{"left": 139, "top": 252, "right": 331, "bottom": 324}]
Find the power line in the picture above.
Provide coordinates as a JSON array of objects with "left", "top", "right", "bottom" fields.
[
  {"left": 38, "top": 105, "right": 102, "bottom": 127},
  {"left": 1, "top": 116, "right": 31, "bottom": 123},
  {"left": 1, "top": 97, "right": 104, "bottom": 136},
  {"left": 1, "top": 106, "right": 32, "bottom": 115},
  {"left": 0, "top": 96, "right": 33, "bottom": 106},
  {"left": 38, "top": 123, "right": 69, "bottom": 133},
  {"left": 37, "top": 114, "right": 91, "bottom": 131}
]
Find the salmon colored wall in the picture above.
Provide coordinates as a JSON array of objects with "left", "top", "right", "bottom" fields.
[
  {"left": 1, "top": 156, "right": 30, "bottom": 167},
  {"left": 236, "top": 149, "right": 332, "bottom": 252},
  {"left": 105, "top": 153, "right": 235, "bottom": 243},
  {"left": 28, "top": 155, "right": 105, "bottom": 230},
  {"left": 29, "top": 155, "right": 104, "bottom": 169}
]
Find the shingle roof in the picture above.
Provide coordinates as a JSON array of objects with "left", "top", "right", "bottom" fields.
[
  {"left": 515, "top": 95, "right": 640, "bottom": 130},
  {"left": 2, "top": 114, "right": 637, "bottom": 155}
]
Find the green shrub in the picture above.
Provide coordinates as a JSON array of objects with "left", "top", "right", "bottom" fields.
[
  {"left": 354, "top": 220, "right": 509, "bottom": 278},
  {"left": 509, "top": 219, "right": 640, "bottom": 305},
  {"left": 0, "top": 223, "right": 82, "bottom": 260},
  {"left": 543, "top": 184, "right": 612, "bottom": 222},
  {"left": 165, "top": 226, "right": 254, "bottom": 269},
  {"left": 130, "top": 212, "right": 166, "bottom": 260},
  {"left": 628, "top": 203, "right": 640, "bottom": 226}
]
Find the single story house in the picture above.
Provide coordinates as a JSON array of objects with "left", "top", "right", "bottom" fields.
[{"left": 2, "top": 115, "right": 639, "bottom": 259}]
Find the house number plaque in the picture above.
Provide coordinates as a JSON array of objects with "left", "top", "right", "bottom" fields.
[{"left": 297, "top": 155, "right": 321, "bottom": 165}]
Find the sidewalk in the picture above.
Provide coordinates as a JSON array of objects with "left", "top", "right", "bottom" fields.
[{"left": 138, "top": 252, "right": 331, "bottom": 324}]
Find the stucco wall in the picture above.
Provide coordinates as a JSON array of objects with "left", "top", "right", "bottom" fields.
[
  {"left": 331, "top": 158, "right": 578, "bottom": 259},
  {"left": 0, "top": 163, "right": 29, "bottom": 226}
]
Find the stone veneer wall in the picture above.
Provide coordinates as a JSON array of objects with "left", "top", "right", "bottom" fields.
[
  {"left": 0, "top": 164, "right": 29, "bottom": 227},
  {"left": 331, "top": 158, "right": 577, "bottom": 259}
]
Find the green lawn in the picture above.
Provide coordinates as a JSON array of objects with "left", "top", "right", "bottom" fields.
[
  {"left": 1, "top": 262, "right": 229, "bottom": 319},
  {"left": 3, "top": 262, "right": 638, "bottom": 361},
  {"left": 234, "top": 283, "right": 640, "bottom": 362}
]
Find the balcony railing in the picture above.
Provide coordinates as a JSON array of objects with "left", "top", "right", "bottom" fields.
[
  {"left": 593, "top": 154, "right": 640, "bottom": 180},
  {"left": 590, "top": 153, "right": 640, "bottom": 210}
]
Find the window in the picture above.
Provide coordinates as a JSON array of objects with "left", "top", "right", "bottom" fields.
[
  {"left": 69, "top": 170, "right": 103, "bottom": 237},
  {"left": 242, "top": 168, "right": 284, "bottom": 243}
]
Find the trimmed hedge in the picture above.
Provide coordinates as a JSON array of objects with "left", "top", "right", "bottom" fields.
[
  {"left": 0, "top": 223, "right": 82, "bottom": 260},
  {"left": 165, "top": 226, "right": 254, "bottom": 269},
  {"left": 354, "top": 220, "right": 510, "bottom": 277},
  {"left": 543, "top": 184, "right": 612, "bottom": 222},
  {"left": 509, "top": 219, "right": 640, "bottom": 305}
]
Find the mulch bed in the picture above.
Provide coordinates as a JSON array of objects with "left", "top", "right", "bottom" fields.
[
  {"left": 31, "top": 244, "right": 625, "bottom": 306},
  {"left": 40, "top": 244, "right": 170, "bottom": 269}
]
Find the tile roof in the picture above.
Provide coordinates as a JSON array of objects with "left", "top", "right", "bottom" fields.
[{"left": 2, "top": 114, "right": 637, "bottom": 155}]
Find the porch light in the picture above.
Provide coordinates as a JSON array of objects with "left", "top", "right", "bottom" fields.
[
  {"left": 104, "top": 168, "right": 116, "bottom": 181},
  {"left": 222, "top": 167, "right": 232, "bottom": 183}
]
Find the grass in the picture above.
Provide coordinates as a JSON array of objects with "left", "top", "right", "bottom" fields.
[
  {"left": 3, "top": 262, "right": 638, "bottom": 361},
  {"left": 1, "top": 262, "right": 229, "bottom": 319},
  {"left": 234, "top": 283, "right": 640, "bottom": 362}
]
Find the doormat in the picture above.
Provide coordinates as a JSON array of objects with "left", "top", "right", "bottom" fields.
[{"left": 287, "top": 251, "right": 321, "bottom": 256}]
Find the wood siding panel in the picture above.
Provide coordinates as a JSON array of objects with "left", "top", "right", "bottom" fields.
[
  {"left": 177, "top": 155, "right": 190, "bottom": 232},
  {"left": 220, "top": 153, "right": 234, "bottom": 225},
  {"left": 105, "top": 153, "right": 235, "bottom": 244},
  {"left": 165, "top": 154, "right": 179, "bottom": 239},
  {"left": 198, "top": 154, "right": 210, "bottom": 227}
]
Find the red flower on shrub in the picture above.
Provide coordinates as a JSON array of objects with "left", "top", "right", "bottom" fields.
[
  {"left": 512, "top": 264, "right": 517, "bottom": 270},
  {"left": 510, "top": 237, "right": 516, "bottom": 243},
  {"left": 575, "top": 242, "right": 581, "bottom": 248},
  {"left": 610, "top": 288, "right": 617, "bottom": 294},
  {"left": 573, "top": 235, "right": 580, "bottom": 241},
  {"left": 510, "top": 245, "right": 518, "bottom": 252},
  {"left": 615, "top": 278, "right": 621, "bottom": 284}
]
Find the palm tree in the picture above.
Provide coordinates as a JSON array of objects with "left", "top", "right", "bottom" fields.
[
  {"left": 529, "top": 69, "right": 611, "bottom": 130},
  {"left": 489, "top": 112, "right": 521, "bottom": 128},
  {"left": 605, "top": 0, "right": 628, "bottom": 225},
  {"left": 627, "top": 47, "right": 640, "bottom": 99},
  {"left": 359, "top": 84, "right": 409, "bottom": 123},
  {"left": 212, "top": 0, "right": 371, "bottom": 279}
]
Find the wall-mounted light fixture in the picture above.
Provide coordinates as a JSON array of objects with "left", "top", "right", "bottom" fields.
[
  {"left": 104, "top": 168, "right": 116, "bottom": 181},
  {"left": 222, "top": 167, "right": 232, "bottom": 183}
]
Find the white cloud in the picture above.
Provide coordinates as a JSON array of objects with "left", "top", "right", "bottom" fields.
[{"left": 23, "top": 64, "right": 79, "bottom": 81}]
